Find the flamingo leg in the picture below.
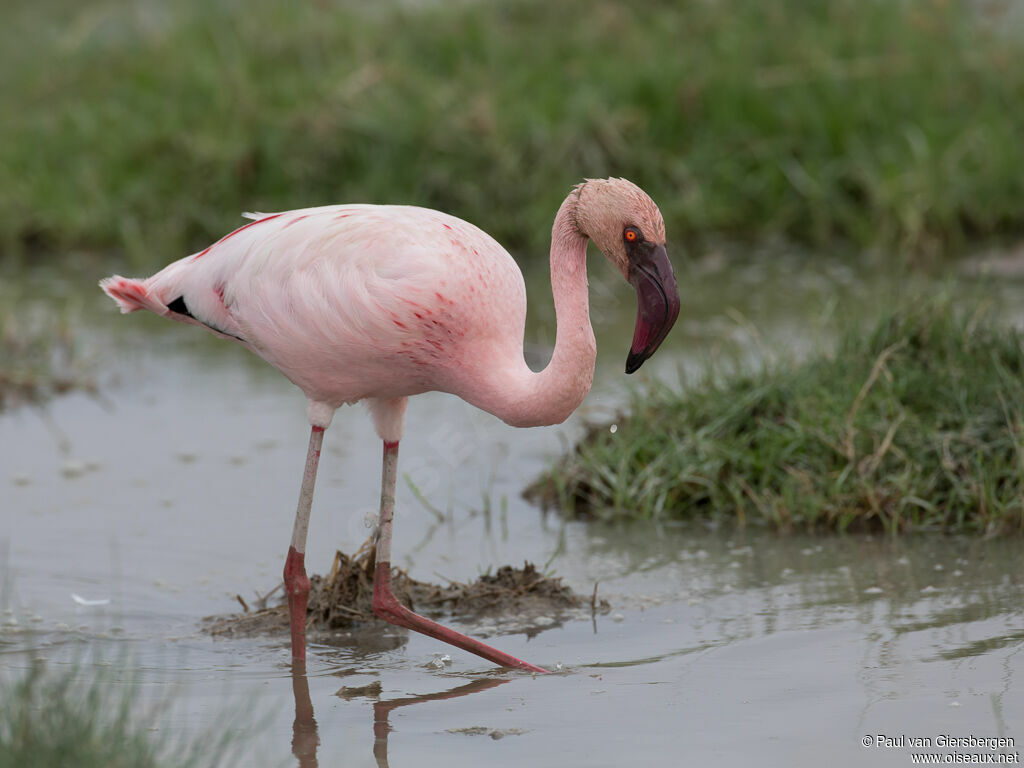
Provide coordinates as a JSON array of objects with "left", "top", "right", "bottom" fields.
[
  {"left": 284, "top": 425, "right": 325, "bottom": 661},
  {"left": 371, "top": 440, "right": 548, "bottom": 674}
]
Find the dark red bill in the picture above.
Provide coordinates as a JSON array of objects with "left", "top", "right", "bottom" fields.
[{"left": 625, "top": 243, "right": 680, "bottom": 374}]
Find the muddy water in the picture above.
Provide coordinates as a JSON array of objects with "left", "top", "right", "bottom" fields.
[{"left": 2, "top": 254, "right": 1023, "bottom": 767}]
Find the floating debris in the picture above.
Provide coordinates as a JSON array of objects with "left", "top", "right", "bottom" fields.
[
  {"left": 425, "top": 654, "right": 453, "bottom": 670},
  {"left": 336, "top": 681, "right": 383, "bottom": 699},
  {"left": 447, "top": 726, "right": 527, "bottom": 740},
  {"left": 71, "top": 593, "right": 110, "bottom": 607},
  {"left": 60, "top": 460, "right": 86, "bottom": 479}
]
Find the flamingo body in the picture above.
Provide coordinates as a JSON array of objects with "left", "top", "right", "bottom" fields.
[{"left": 103, "top": 205, "right": 531, "bottom": 425}]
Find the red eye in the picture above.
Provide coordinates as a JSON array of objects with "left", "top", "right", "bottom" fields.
[{"left": 624, "top": 228, "right": 639, "bottom": 243}]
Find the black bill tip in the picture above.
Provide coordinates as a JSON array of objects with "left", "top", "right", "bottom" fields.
[
  {"left": 625, "top": 243, "right": 680, "bottom": 374},
  {"left": 625, "top": 351, "right": 645, "bottom": 375}
]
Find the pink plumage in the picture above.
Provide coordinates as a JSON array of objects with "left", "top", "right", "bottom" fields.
[{"left": 101, "top": 179, "right": 680, "bottom": 671}]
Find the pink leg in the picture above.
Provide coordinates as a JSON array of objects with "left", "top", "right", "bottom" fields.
[
  {"left": 371, "top": 440, "right": 548, "bottom": 674},
  {"left": 284, "top": 425, "right": 325, "bottom": 661}
]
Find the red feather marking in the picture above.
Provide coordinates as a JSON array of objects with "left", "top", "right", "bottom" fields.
[
  {"left": 193, "top": 213, "right": 285, "bottom": 260},
  {"left": 102, "top": 277, "right": 151, "bottom": 313}
]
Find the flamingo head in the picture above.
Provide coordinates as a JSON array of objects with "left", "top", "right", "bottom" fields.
[{"left": 574, "top": 178, "right": 681, "bottom": 374}]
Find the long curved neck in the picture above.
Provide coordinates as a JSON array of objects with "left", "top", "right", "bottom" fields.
[{"left": 489, "top": 193, "right": 597, "bottom": 428}]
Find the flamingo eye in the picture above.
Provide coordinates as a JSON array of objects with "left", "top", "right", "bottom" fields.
[{"left": 624, "top": 227, "right": 641, "bottom": 243}]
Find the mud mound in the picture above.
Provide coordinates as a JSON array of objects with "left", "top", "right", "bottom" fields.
[
  {"left": 206, "top": 545, "right": 602, "bottom": 640},
  {"left": 412, "top": 562, "right": 581, "bottom": 619},
  {"left": 306, "top": 547, "right": 413, "bottom": 629}
]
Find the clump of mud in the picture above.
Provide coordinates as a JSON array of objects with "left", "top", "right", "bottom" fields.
[{"left": 206, "top": 544, "right": 606, "bottom": 641}]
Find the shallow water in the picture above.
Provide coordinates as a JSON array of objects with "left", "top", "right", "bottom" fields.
[{"left": 2, "top": 252, "right": 1023, "bottom": 767}]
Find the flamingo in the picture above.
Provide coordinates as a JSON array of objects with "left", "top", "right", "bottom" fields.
[{"left": 99, "top": 177, "right": 680, "bottom": 673}]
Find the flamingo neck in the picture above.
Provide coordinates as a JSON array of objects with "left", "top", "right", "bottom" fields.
[{"left": 495, "top": 192, "right": 596, "bottom": 427}]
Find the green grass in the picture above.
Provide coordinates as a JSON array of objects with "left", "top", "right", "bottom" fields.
[
  {"left": 0, "top": 660, "right": 242, "bottom": 768},
  {"left": 529, "top": 301, "right": 1024, "bottom": 535},
  {"left": 3, "top": 0, "right": 1024, "bottom": 265}
]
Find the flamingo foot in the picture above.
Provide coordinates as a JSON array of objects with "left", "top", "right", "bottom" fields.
[
  {"left": 372, "top": 561, "right": 548, "bottom": 674},
  {"left": 284, "top": 545, "right": 311, "bottom": 661}
]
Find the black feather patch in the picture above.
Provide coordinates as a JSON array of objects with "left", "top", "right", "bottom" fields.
[
  {"left": 167, "top": 296, "right": 193, "bottom": 318},
  {"left": 167, "top": 293, "right": 246, "bottom": 343}
]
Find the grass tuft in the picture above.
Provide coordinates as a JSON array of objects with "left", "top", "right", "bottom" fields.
[
  {"left": 0, "top": 660, "right": 243, "bottom": 768},
  {"left": 529, "top": 301, "right": 1024, "bottom": 535}
]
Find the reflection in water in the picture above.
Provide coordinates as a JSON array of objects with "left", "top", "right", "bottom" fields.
[
  {"left": 581, "top": 524, "right": 1024, "bottom": 653},
  {"left": 291, "top": 662, "right": 319, "bottom": 768},
  {"left": 580, "top": 523, "right": 1024, "bottom": 732},
  {"left": 288, "top": 662, "right": 508, "bottom": 768},
  {"left": 371, "top": 678, "right": 509, "bottom": 767}
]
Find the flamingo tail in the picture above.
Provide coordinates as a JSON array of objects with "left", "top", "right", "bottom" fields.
[{"left": 99, "top": 275, "right": 164, "bottom": 314}]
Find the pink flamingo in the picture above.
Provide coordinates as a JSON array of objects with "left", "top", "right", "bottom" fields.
[{"left": 100, "top": 178, "right": 679, "bottom": 673}]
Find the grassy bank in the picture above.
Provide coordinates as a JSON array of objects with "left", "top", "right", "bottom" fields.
[
  {"left": 529, "top": 302, "right": 1024, "bottom": 535},
  {"left": 3, "top": 0, "right": 1024, "bottom": 264}
]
